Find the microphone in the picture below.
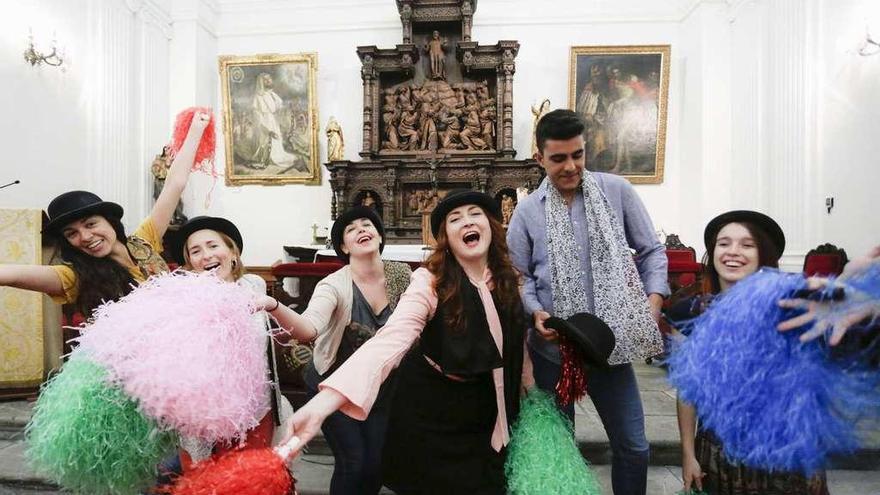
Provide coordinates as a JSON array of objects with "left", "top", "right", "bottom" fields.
[{"left": 0, "top": 180, "right": 20, "bottom": 190}]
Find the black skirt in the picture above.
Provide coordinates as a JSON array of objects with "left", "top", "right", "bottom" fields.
[{"left": 381, "top": 344, "right": 505, "bottom": 495}]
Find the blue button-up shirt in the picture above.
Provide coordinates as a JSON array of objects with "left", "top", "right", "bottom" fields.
[{"left": 506, "top": 173, "right": 669, "bottom": 363}]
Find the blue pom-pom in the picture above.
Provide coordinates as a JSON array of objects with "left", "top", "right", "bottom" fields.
[{"left": 668, "top": 268, "right": 880, "bottom": 474}]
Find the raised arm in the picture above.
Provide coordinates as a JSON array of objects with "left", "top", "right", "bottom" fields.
[
  {"left": 0, "top": 264, "right": 64, "bottom": 297},
  {"left": 151, "top": 111, "right": 211, "bottom": 239}
]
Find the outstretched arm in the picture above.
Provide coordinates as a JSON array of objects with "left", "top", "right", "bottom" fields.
[
  {"left": 778, "top": 245, "right": 880, "bottom": 345},
  {"left": 255, "top": 294, "right": 318, "bottom": 344},
  {"left": 0, "top": 265, "right": 64, "bottom": 297},
  {"left": 151, "top": 110, "right": 211, "bottom": 239}
]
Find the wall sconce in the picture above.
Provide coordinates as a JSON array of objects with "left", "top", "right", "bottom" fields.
[
  {"left": 23, "top": 30, "right": 64, "bottom": 67},
  {"left": 859, "top": 28, "right": 879, "bottom": 56}
]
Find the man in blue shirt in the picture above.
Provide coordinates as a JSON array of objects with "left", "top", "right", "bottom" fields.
[{"left": 507, "top": 109, "right": 668, "bottom": 495}]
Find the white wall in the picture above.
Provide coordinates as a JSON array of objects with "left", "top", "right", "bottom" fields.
[
  {"left": 2, "top": 0, "right": 875, "bottom": 267},
  {"left": 0, "top": 0, "right": 172, "bottom": 236},
  {"left": 0, "top": 0, "right": 90, "bottom": 211},
  {"left": 816, "top": 0, "right": 880, "bottom": 259}
]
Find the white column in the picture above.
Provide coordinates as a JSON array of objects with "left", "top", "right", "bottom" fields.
[
  {"left": 729, "top": 1, "right": 768, "bottom": 209},
  {"left": 763, "top": 0, "right": 819, "bottom": 269},
  {"left": 133, "top": 1, "right": 173, "bottom": 222},
  {"left": 86, "top": 0, "right": 136, "bottom": 224},
  {"left": 84, "top": 0, "right": 172, "bottom": 231}
]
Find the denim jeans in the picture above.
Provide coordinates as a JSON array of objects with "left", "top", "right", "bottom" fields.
[
  {"left": 530, "top": 348, "right": 650, "bottom": 495},
  {"left": 305, "top": 365, "right": 391, "bottom": 495}
]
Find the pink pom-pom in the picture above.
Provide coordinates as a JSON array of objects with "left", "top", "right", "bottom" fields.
[
  {"left": 170, "top": 107, "right": 216, "bottom": 173},
  {"left": 161, "top": 448, "right": 294, "bottom": 495},
  {"left": 75, "top": 271, "right": 270, "bottom": 442}
]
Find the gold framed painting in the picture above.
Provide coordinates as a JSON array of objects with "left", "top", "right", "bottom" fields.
[
  {"left": 568, "top": 45, "right": 670, "bottom": 184},
  {"left": 219, "top": 53, "right": 320, "bottom": 185}
]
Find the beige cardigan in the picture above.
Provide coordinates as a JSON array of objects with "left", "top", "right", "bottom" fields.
[{"left": 303, "top": 262, "right": 411, "bottom": 375}]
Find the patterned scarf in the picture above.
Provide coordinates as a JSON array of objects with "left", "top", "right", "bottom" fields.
[{"left": 545, "top": 173, "right": 662, "bottom": 365}]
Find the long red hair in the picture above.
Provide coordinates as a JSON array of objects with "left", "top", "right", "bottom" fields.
[{"left": 425, "top": 208, "right": 524, "bottom": 331}]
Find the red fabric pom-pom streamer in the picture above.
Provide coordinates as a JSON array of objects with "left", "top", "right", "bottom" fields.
[
  {"left": 170, "top": 107, "right": 216, "bottom": 174},
  {"left": 161, "top": 437, "right": 300, "bottom": 495},
  {"left": 555, "top": 337, "right": 588, "bottom": 406}
]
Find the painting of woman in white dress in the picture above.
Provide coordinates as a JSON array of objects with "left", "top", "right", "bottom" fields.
[{"left": 220, "top": 53, "right": 320, "bottom": 185}]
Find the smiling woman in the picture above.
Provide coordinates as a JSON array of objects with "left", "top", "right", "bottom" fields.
[
  {"left": 170, "top": 215, "right": 307, "bottom": 475},
  {"left": 669, "top": 210, "right": 833, "bottom": 495},
  {"left": 0, "top": 111, "right": 211, "bottom": 317},
  {"left": 284, "top": 190, "right": 535, "bottom": 494}
]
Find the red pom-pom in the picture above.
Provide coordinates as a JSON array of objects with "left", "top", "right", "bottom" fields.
[
  {"left": 555, "top": 338, "right": 588, "bottom": 406},
  {"left": 170, "top": 107, "right": 216, "bottom": 172},
  {"left": 163, "top": 448, "right": 294, "bottom": 495}
]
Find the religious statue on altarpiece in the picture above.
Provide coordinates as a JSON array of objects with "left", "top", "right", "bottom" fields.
[{"left": 424, "top": 31, "right": 447, "bottom": 80}]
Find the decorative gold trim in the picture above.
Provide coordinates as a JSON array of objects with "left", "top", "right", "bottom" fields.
[
  {"left": 568, "top": 45, "right": 670, "bottom": 185},
  {"left": 219, "top": 52, "right": 321, "bottom": 186}
]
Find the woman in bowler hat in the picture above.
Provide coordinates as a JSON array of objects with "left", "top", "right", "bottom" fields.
[
  {"left": 0, "top": 111, "right": 210, "bottom": 317},
  {"left": 283, "top": 190, "right": 535, "bottom": 494},
  {"left": 247, "top": 206, "right": 412, "bottom": 495},
  {"left": 673, "top": 210, "right": 829, "bottom": 495}
]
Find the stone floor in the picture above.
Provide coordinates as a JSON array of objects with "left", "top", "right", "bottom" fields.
[{"left": 2, "top": 363, "right": 878, "bottom": 494}]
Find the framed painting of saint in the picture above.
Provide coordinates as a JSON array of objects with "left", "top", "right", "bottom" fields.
[
  {"left": 569, "top": 45, "right": 670, "bottom": 184},
  {"left": 219, "top": 53, "right": 320, "bottom": 185}
]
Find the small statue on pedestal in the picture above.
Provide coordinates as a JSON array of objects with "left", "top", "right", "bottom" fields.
[
  {"left": 501, "top": 194, "right": 515, "bottom": 227},
  {"left": 362, "top": 192, "right": 377, "bottom": 209},
  {"left": 326, "top": 116, "right": 345, "bottom": 161},
  {"left": 531, "top": 98, "right": 551, "bottom": 156},
  {"left": 424, "top": 31, "right": 447, "bottom": 80}
]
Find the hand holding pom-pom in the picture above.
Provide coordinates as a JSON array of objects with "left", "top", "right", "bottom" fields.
[
  {"left": 171, "top": 107, "right": 216, "bottom": 171},
  {"left": 191, "top": 110, "right": 211, "bottom": 131}
]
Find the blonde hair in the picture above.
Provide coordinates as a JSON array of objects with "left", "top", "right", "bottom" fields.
[{"left": 183, "top": 230, "right": 246, "bottom": 281}]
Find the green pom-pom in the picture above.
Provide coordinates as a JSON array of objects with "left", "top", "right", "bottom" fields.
[
  {"left": 25, "top": 358, "right": 176, "bottom": 495},
  {"left": 505, "top": 388, "right": 602, "bottom": 495}
]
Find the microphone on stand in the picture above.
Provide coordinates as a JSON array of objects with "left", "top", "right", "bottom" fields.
[{"left": 0, "top": 180, "right": 20, "bottom": 190}]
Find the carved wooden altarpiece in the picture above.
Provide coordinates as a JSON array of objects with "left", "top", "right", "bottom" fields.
[{"left": 326, "top": 0, "right": 543, "bottom": 243}]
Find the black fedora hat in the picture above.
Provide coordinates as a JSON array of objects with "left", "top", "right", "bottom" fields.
[
  {"left": 43, "top": 190, "right": 124, "bottom": 234},
  {"left": 331, "top": 206, "right": 386, "bottom": 262},
  {"left": 544, "top": 312, "right": 615, "bottom": 367},
  {"left": 704, "top": 210, "right": 785, "bottom": 260},
  {"left": 430, "top": 189, "right": 501, "bottom": 237},
  {"left": 172, "top": 216, "right": 243, "bottom": 265}
]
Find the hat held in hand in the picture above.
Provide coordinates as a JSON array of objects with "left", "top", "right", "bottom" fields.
[
  {"left": 544, "top": 312, "right": 615, "bottom": 367},
  {"left": 544, "top": 312, "right": 615, "bottom": 406}
]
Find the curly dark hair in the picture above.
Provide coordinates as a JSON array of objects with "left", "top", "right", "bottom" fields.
[{"left": 425, "top": 209, "right": 524, "bottom": 331}]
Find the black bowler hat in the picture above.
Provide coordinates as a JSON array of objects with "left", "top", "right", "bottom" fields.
[
  {"left": 704, "top": 210, "right": 785, "bottom": 260},
  {"left": 331, "top": 206, "right": 386, "bottom": 262},
  {"left": 172, "top": 216, "right": 244, "bottom": 265},
  {"left": 43, "top": 190, "right": 124, "bottom": 234},
  {"left": 430, "top": 189, "right": 501, "bottom": 237},
  {"left": 544, "top": 313, "right": 616, "bottom": 367}
]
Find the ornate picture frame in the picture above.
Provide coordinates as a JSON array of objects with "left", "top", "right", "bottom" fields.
[
  {"left": 569, "top": 45, "right": 670, "bottom": 184},
  {"left": 219, "top": 53, "right": 320, "bottom": 185}
]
